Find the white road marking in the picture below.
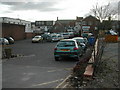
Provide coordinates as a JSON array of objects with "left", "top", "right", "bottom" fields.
[
  {"left": 23, "top": 54, "right": 35, "bottom": 57},
  {"left": 32, "top": 79, "right": 64, "bottom": 87},
  {"left": 47, "top": 70, "right": 58, "bottom": 72},
  {"left": 47, "top": 68, "right": 72, "bottom": 73}
]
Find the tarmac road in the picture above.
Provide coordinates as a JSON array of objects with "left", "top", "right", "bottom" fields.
[{"left": 2, "top": 39, "right": 77, "bottom": 88}]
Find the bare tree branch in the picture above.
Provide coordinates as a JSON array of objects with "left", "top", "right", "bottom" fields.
[{"left": 90, "top": 3, "right": 118, "bottom": 22}]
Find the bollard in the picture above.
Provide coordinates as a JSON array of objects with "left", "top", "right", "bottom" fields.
[{"left": 4, "top": 48, "right": 12, "bottom": 59}]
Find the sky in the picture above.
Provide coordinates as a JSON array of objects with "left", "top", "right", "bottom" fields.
[{"left": 0, "top": 0, "right": 119, "bottom": 22}]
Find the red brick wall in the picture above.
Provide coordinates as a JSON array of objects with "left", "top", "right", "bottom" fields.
[
  {"left": 25, "top": 33, "right": 35, "bottom": 38},
  {"left": 2, "top": 23, "right": 25, "bottom": 40}
]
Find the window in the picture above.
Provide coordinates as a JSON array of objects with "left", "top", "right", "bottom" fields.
[
  {"left": 57, "top": 41, "right": 75, "bottom": 47},
  {"left": 41, "top": 21, "right": 44, "bottom": 25},
  {"left": 46, "top": 21, "right": 53, "bottom": 26},
  {"left": 35, "top": 22, "right": 39, "bottom": 26}
]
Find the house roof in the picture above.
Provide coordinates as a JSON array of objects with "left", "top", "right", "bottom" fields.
[
  {"left": 76, "top": 17, "right": 83, "bottom": 21},
  {"left": 57, "top": 19, "right": 76, "bottom": 24},
  {"left": 55, "top": 19, "right": 76, "bottom": 27},
  {"left": 83, "top": 15, "right": 99, "bottom": 21}
]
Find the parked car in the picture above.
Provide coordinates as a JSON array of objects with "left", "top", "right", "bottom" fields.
[
  {"left": 32, "top": 35, "right": 43, "bottom": 43},
  {"left": 57, "top": 34, "right": 64, "bottom": 40},
  {"left": 5, "top": 37, "right": 14, "bottom": 44},
  {"left": 72, "top": 37, "right": 85, "bottom": 43},
  {"left": 47, "top": 34, "right": 64, "bottom": 42},
  {"left": 54, "top": 39, "right": 84, "bottom": 61},
  {"left": 68, "top": 32, "right": 74, "bottom": 38},
  {"left": 0, "top": 38, "right": 9, "bottom": 45},
  {"left": 41, "top": 33, "right": 51, "bottom": 41},
  {"left": 72, "top": 37, "right": 87, "bottom": 50},
  {"left": 47, "top": 35, "right": 59, "bottom": 42},
  {"left": 61, "top": 33, "right": 70, "bottom": 39}
]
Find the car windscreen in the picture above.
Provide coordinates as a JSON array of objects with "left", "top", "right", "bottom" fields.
[{"left": 57, "top": 41, "right": 75, "bottom": 47}]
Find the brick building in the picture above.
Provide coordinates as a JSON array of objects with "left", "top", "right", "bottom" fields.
[
  {"left": 52, "top": 17, "right": 76, "bottom": 33},
  {"left": 0, "top": 17, "right": 33, "bottom": 40},
  {"left": 2, "top": 23, "right": 25, "bottom": 40},
  {"left": 81, "top": 15, "right": 100, "bottom": 37},
  {"left": 52, "top": 16, "right": 100, "bottom": 36}
]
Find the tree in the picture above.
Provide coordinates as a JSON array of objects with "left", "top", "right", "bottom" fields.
[{"left": 90, "top": 3, "right": 118, "bottom": 22}]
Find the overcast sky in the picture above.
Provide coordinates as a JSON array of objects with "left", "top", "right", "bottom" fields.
[{"left": 0, "top": 0, "right": 119, "bottom": 22}]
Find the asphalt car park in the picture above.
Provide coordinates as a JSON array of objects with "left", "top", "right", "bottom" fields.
[{"left": 2, "top": 39, "right": 77, "bottom": 88}]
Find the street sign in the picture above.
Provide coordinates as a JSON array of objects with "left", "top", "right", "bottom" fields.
[
  {"left": 82, "top": 26, "right": 90, "bottom": 29},
  {"left": 82, "top": 26, "right": 90, "bottom": 33}
]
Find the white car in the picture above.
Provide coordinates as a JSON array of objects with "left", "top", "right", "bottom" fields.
[
  {"left": 73, "top": 37, "right": 85, "bottom": 43},
  {"left": 32, "top": 36, "right": 43, "bottom": 43},
  {"left": 72, "top": 37, "right": 87, "bottom": 50}
]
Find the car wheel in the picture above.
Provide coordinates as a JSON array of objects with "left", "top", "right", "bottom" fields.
[
  {"left": 55, "top": 57, "right": 60, "bottom": 61},
  {"left": 39, "top": 40, "right": 41, "bottom": 43}
]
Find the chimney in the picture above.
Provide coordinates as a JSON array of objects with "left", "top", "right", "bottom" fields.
[
  {"left": 57, "top": 17, "right": 58, "bottom": 21},
  {"left": 76, "top": 16, "right": 83, "bottom": 21}
]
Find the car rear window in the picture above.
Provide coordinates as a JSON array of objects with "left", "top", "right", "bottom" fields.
[{"left": 57, "top": 41, "right": 75, "bottom": 47}]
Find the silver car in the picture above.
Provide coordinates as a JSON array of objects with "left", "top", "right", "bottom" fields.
[
  {"left": 72, "top": 37, "right": 87, "bottom": 50},
  {"left": 61, "top": 33, "right": 70, "bottom": 39},
  {"left": 0, "top": 38, "right": 9, "bottom": 45}
]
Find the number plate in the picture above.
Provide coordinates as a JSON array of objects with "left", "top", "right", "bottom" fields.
[{"left": 61, "top": 49, "right": 70, "bottom": 51}]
